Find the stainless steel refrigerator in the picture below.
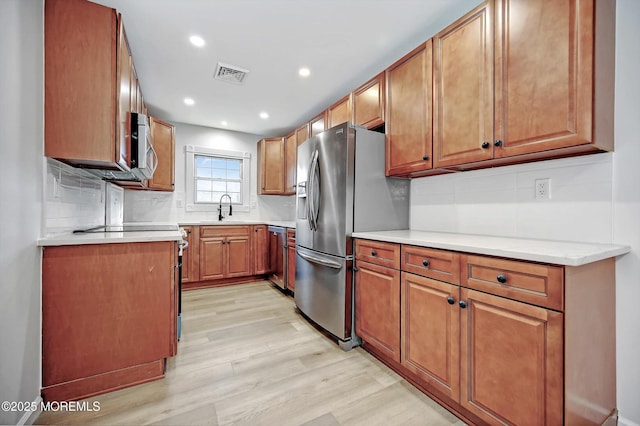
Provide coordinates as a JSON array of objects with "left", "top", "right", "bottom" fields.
[{"left": 294, "top": 122, "right": 409, "bottom": 350}]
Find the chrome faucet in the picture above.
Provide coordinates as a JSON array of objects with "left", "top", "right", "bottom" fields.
[{"left": 218, "top": 193, "right": 232, "bottom": 221}]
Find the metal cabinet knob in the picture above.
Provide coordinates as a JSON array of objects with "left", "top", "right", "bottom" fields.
[
  {"left": 494, "top": 139, "right": 503, "bottom": 147},
  {"left": 481, "top": 141, "right": 490, "bottom": 149},
  {"left": 371, "top": 250, "right": 377, "bottom": 256},
  {"left": 422, "top": 259, "right": 430, "bottom": 268},
  {"left": 422, "top": 155, "right": 429, "bottom": 161},
  {"left": 447, "top": 296, "right": 455, "bottom": 305},
  {"left": 497, "top": 274, "right": 507, "bottom": 284},
  {"left": 459, "top": 300, "right": 467, "bottom": 309}
]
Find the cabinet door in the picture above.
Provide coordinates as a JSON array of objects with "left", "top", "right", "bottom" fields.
[
  {"left": 252, "top": 225, "right": 269, "bottom": 275},
  {"left": 328, "top": 95, "right": 351, "bottom": 129},
  {"left": 433, "top": 2, "right": 493, "bottom": 167},
  {"left": 284, "top": 132, "right": 297, "bottom": 195},
  {"left": 296, "top": 123, "right": 310, "bottom": 146},
  {"left": 353, "top": 72, "right": 385, "bottom": 129},
  {"left": 310, "top": 112, "right": 327, "bottom": 137},
  {"left": 386, "top": 40, "right": 433, "bottom": 176},
  {"left": 148, "top": 117, "right": 175, "bottom": 191},
  {"left": 354, "top": 260, "right": 400, "bottom": 362},
  {"left": 226, "top": 236, "right": 252, "bottom": 277},
  {"left": 494, "top": 0, "right": 594, "bottom": 157},
  {"left": 199, "top": 238, "right": 225, "bottom": 281},
  {"left": 257, "top": 137, "right": 285, "bottom": 194},
  {"left": 401, "top": 272, "right": 460, "bottom": 401},
  {"left": 459, "top": 288, "right": 563, "bottom": 425},
  {"left": 45, "top": 0, "right": 120, "bottom": 166}
]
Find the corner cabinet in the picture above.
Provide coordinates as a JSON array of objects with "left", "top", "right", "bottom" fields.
[
  {"left": 385, "top": 40, "right": 433, "bottom": 177},
  {"left": 148, "top": 117, "right": 175, "bottom": 191},
  {"left": 354, "top": 238, "right": 617, "bottom": 426}
]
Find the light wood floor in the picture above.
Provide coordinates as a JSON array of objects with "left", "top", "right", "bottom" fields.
[{"left": 36, "top": 281, "right": 465, "bottom": 426}]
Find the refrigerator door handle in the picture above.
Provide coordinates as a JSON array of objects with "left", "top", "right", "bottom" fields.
[
  {"left": 306, "top": 152, "right": 315, "bottom": 231},
  {"left": 297, "top": 247, "right": 342, "bottom": 269},
  {"left": 308, "top": 149, "right": 320, "bottom": 231}
]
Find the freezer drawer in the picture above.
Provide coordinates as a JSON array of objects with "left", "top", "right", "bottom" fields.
[{"left": 294, "top": 246, "right": 352, "bottom": 340}]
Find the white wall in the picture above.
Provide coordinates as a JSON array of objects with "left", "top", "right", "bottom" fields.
[
  {"left": 612, "top": 1, "right": 640, "bottom": 425},
  {"left": 124, "top": 122, "right": 296, "bottom": 223},
  {"left": 410, "top": 1, "right": 640, "bottom": 423},
  {"left": 0, "top": 0, "right": 44, "bottom": 424}
]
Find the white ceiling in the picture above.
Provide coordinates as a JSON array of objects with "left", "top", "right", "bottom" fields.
[{"left": 91, "top": 0, "right": 481, "bottom": 137}]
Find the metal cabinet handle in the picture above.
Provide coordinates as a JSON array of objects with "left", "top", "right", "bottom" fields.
[{"left": 497, "top": 274, "right": 507, "bottom": 284}]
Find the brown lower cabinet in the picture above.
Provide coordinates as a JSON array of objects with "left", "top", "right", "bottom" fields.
[
  {"left": 354, "top": 238, "right": 616, "bottom": 426},
  {"left": 199, "top": 226, "right": 251, "bottom": 281},
  {"left": 41, "top": 241, "right": 178, "bottom": 401},
  {"left": 286, "top": 229, "right": 296, "bottom": 292}
]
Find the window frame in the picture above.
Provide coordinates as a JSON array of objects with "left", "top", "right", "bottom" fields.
[{"left": 185, "top": 145, "right": 251, "bottom": 213}]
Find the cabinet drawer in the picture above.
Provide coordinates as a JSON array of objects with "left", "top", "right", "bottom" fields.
[
  {"left": 200, "top": 225, "right": 250, "bottom": 238},
  {"left": 286, "top": 229, "right": 295, "bottom": 245},
  {"left": 402, "top": 245, "right": 460, "bottom": 284},
  {"left": 461, "top": 255, "right": 564, "bottom": 311},
  {"left": 355, "top": 239, "right": 400, "bottom": 269}
]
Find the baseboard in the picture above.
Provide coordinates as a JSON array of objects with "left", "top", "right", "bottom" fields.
[
  {"left": 619, "top": 415, "right": 640, "bottom": 426},
  {"left": 16, "top": 396, "right": 42, "bottom": 426}
]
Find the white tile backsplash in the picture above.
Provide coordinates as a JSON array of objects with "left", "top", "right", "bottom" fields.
[
  {"left": 410, "top": 153, "right": 614, "bottom": 244},
  {"left": 43, "top": 158, "right": 105, "bottom": 234}
]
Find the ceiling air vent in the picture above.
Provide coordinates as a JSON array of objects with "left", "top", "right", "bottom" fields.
[{"left": 214, "top": 62, "right": 249, "bottom": 84}]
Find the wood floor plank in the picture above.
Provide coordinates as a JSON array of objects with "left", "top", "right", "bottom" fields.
[{"left": 35, "top": 281, "right": 464, "bottom": 425}]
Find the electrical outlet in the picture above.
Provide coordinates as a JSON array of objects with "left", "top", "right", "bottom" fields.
[{"left": 535, "top": 178, "right": 551, "bottom": 200}]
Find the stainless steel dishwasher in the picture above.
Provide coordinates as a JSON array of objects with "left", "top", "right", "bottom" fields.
[{"left": 268, "top": 226, "right": 286, "bottom": 290}]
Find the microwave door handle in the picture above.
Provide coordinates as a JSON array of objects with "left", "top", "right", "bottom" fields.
[{"left": 147, "top": 142, "right": 158, "bottom": 177}]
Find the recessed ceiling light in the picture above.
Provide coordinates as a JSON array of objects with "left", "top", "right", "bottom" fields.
[
  {"left": 299, "top": 67, "right": 311, "bottom": 77},
  {"left": 184, "top": 97, "right": 195, "bottom": 106},
  {"left": 259, "top": 112, "right": 269, "bottom": 119},
  {"left": 221, "top": 121, "right": 228, "bottom": 126},
  {"left": 189, "top": 35, "right": 205, "bottom": 47}
]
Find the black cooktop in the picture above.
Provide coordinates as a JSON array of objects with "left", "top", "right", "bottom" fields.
[{"left": 73, "top": 224, "right": 179, "bottom": 233}]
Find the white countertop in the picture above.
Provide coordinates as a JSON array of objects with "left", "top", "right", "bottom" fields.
[
  {"left": 352, "top": 230, "right": 631, "bottom": 266},
  {"left": 38, "top": 230, "right": 184, "bottom": 247}
]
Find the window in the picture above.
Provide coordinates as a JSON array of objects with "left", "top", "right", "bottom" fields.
[{"left": 186, "top": 146, "right": 251, "bottom": 212}]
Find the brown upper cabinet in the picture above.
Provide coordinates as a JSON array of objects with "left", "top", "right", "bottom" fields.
[
  {"left": 433, "top": 0, "right": 615, "bottom": 170},
  {"left": 353, "top": 72, "right": 385, "bottom": 129},
  {"left": 433, "top": 2, "right": 493, "bottom": 168},
  {"left": 284, "top": 131, "right": 297, "bottom": 195},
  {"left": 148, "top": 117, "right": 175, "bottom": 191},
  {"left": 257, "top": 137, "right": 285, "bottom": 195},
  {"left": 327, "top": 95, "right": 352, "bottom": 129},
  {"left": 296, "top": 123, "right": 310, "bottom": 146},
  {"left": 385, "top": 41, "right": 433, "bottom": 177},
  {"left": 310, "top": 111, "right": 328, "bottom": 137},
  {"left": 45, "top": 0, "right": 123, "bottom": 168},
  {"left": 45, "top": 0, "right": 143, "bottom": 172}
]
